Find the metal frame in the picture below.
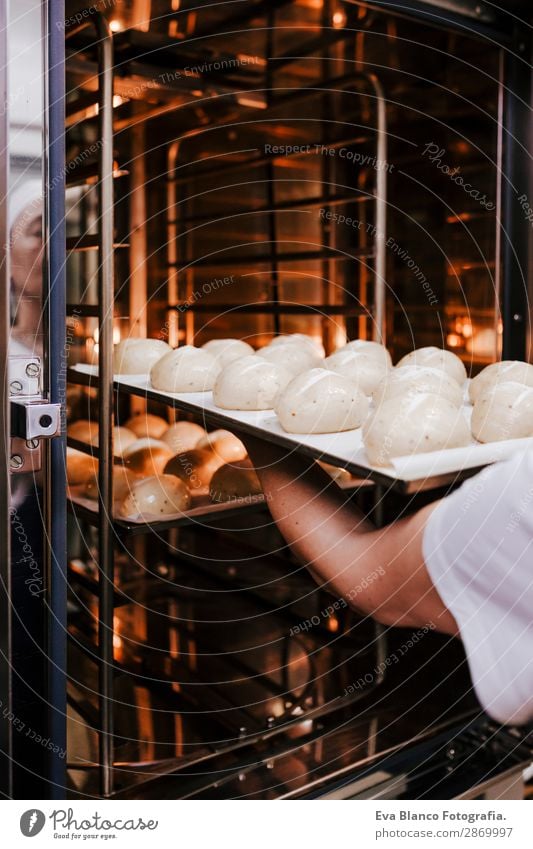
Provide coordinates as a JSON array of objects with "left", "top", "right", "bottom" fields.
[
  {"left": 66, "top": 10, "right": 116, "bottom": 798},
  {"left": 0, "top": 0, "right": 13, "bottom": 800},
  {"left": 44, "top": 0, "right": 68, "bottom": 798}
]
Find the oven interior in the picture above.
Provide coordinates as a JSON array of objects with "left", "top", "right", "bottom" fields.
[{"left": 62, "top": 0, "right": 529, "bottom": 798}]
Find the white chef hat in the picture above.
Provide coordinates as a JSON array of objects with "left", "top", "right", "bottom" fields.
[{"left": 8, "top": 178, "right": 43, "bottom": 236}]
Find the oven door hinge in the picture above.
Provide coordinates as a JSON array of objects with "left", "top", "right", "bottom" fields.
[{"left": 9, "top": 356, "right": 62, "bottom": 474}]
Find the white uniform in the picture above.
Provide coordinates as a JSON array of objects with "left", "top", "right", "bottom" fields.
[{"left": 423, "top": 448, "right": 533, "bottom": 725}]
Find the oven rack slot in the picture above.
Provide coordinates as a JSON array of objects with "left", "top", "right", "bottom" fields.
[{"left": 168, "top": 192, "right": 374, "bottom": 226}]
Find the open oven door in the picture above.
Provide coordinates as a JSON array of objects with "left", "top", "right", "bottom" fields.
[{"left": 0, "top": 0, "right": 66, "bottom": 799}]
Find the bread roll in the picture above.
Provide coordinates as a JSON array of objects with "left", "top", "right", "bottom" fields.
[
  {"left": 323, "top": 350, "right": 389, "bottom": 395},
  {"left": 119, "top": 474, "right": 191, "bottom": 519},
  {"left": 83, "top": 465, "right": 139, "bottom": 502},
  {"left": 373, "top": 365, "right": 463, "bottom": 409},
  {"left": 275, "top": 368, "right": 369, "bottom": 434},
  {"left": 338, "top": 339, "right": 392, "bottom": 367},
  {"left": 124, "top": 413, "right": 168, "bottom": 440},
  {"left": 89, "top": 426, "right": 137, "bottom": 456},
  {"left": 67, "top": 419, "right": 98, "bottom": 444},
  {"left": 196, "top": 429, "right": 247, "bottom": 462},
  {"left": 209, "top": 459, "right": 262, "bottom": 503},
  {"left": 257, "top": 343, "right": 322, "bottom": 375},
  {"left": 469, "top": 360, "right": 533, "bottom": 404},
  {"left": 363, "top": 392, "right": 471, "bottom": 466},
  {"left": 122, "top": 437, "right": 169, "bottom": 457},
  {"left": 124, "top": 443, "right": 174, "bottom": 477},
  {"left": 213, "top": 355, "right": 293, "bottom": 410},
  {"left": 269, "top": 333, "right": 325, "bottom": 358},
  {"left": 67, "top": 447, "right": 98, "bottom": 486},
  {"left": 164, "top": 448, "right": 225, "bottom": 496},
  {"left": 396, "top": 347, "right": 467, "bottom": 386},
  {"left": 471, "top": 381, "right": 533, "bottom": 443},
  {"left": 161, "top": 421, "right": 207, "bottom": 453},
  {"left": 150, "top": 345, "right": 220, "bottom": 393},
  {"left": 113, "top": 338, "right": 171, "bottom": 374},
  {"left": 112, "top": 426, "right": 137, "bottom": 456},
  {"left": 202, "top": 338, "right": 254, "bottom": 366}
]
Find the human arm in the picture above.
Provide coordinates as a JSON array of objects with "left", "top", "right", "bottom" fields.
[{"left": 243, "top": 436, "right": 458, "bottom": 635}]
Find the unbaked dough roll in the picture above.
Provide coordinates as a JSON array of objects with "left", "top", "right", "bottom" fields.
[
  {"left": 161, "top": 421, "right": 207, "bottom": 453},
  {"left": 83, "top": 465, "right": 139, "bottom": 503},
  {"left": 213, "top": 355, "right": 293, "bottom": 410},
  {"left": 469, "top": 360, "right": 533, "bottom": 404},
  {"left": 113, "top": 338, "right": 171, "bottom": 374},
  {"left": 196, "top": 429, "right": 247, "bottom": 462},
  {"left": 373, "top": 365, "right": 464, "bottom": 409},
  {"left": 269, "top": 333, "right": 325, "bottom": 358},
  {"left": 363, "top": 392, "right": 471, "bottom": 466},
  {"left": 164, "top": 448, "right": 225, "bottom": 496},
  {"left": 87, "top": 425, "right": 137, "bottom": 456},
  {"left": 337, "top": 339, "right": 392, "bottom": 367},
  {"left": 124, "top": 443, "right": 174, "bottom": 477},
  {"left": 124, "top": 413, "right": 168, "bottom": 440},
  {"left": 119, "top": 475, "right": 191, "bottom": 519},
  {"left": 396, "top": 347, "right": 467, "bottom": 386},
  {"left": 471, "top": 381, "right": 533, "bottom": 443},
  {"left": 257, "top": 343, "right": 321, "bottom": 375},
  {"left": 150, "top": 345, "right": 220, "bottom": 393},
  {"left": 67, "top": 419, "right": 98, "bottom": 444},
  {"left": 66, "top": 447, "right": 98, "bottom": 486},
  {"left": 202, "top": 338, "right": 254, "bottom": 366},
  {"left": 275, "top": 368, "right": 369, "bottom": 434},
  {"left": 209, "top": 459, "right": 262, "bottom": 503},
  {"left": 323, "top": 350, "right": 389, "bottom": 396}
]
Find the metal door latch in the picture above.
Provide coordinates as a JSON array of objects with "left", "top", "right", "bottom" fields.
[{"left": 9, "top": 356, "right": 62, "bottom": 474}]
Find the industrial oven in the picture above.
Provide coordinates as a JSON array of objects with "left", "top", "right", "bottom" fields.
[{"left": 1, "top": 0, "right": 533, "bottom": 800}]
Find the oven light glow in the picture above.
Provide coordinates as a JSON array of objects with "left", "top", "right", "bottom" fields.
[
  {"left": 446, "top": 333, "right": 462, "bottom": 348},
  {"left": 332, "top": 10, "right": 347, "bottom": 28},
  {"left": 109, "top": 19, "right": 123, "bottom": 32}
]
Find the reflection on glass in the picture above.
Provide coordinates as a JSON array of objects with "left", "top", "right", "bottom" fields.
[{"left": 9, "top": 179, "right": 43, "bottom": 355}]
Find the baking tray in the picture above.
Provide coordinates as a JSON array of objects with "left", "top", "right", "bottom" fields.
[
  {"left": 69, "top": 364, "right": 533, "bottom": 494},
  {"left": 67, "top": 486, "right": 267, "bottom": 535}
]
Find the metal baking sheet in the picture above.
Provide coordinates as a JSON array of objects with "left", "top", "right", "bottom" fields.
[
  {"left": 67, "top": 486, "right": 267, "bottom": 535},
  {"left": 70, "top": 364, "right": 533, "bottom": 493}
]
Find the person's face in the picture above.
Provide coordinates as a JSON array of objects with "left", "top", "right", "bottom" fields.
[{"left": 10, "top": 199, "right": 44, "bottom": 298}]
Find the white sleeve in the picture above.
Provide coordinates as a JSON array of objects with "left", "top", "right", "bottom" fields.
[{"left": 422, "top": 448, "right": 533, "bottom": 725}]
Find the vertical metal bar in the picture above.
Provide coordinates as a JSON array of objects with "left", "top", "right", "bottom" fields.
[
  {"left": 167, "top": 141, "right": 180, "bottom": 349},
  {"left": 94, "top": 13, "right": 115, "bottom": 798},
  {"left": 366, "top": 74, "right": 387, "bottom": 345},
  {"left": 0, "top": 0, "right": 13, "bottom": 800},
  {"left": 266, "top": 11, "right": 281, "bottom": 337},
  {"left": 44, "top": 0, "right": 67, "bottom": 798},
  {"left": 493, "top": 50, "right": 504, "bottom": 361},
  {"left": 501, "top": 38, "right": 530, "bottom": 361}
]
